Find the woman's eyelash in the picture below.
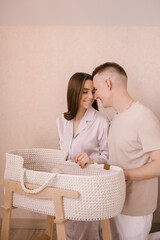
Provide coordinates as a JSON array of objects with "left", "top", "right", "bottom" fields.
[{"left": 83, "top": 91, "right": 95, "bottom": 94}]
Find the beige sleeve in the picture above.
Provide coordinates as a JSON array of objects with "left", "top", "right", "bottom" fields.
[{"left": 138, "top": 111, "right": 160, "bottom": 152}]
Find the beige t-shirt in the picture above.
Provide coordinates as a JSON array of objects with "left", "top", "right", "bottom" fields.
[{"left": 108, "top": 102, "right": 160, "bottom": 216}]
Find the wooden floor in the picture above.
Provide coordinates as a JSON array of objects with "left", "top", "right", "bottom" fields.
[
  {"left": 0, "top": 223, "right": 159, "bottom": 240},
  {"left": 1, "top": 229, "right": 160, "bottom": 240},
  {"left": 9, "top": 229, "right": 45, "bottom": 240},
  {"left": 0, "top": 226, "right": 58, "bottom": 240},
  {"left": 0, "top": 229, "right": 58, "bottom": 240}
]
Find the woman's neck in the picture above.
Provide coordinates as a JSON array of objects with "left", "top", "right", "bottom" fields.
[{"left": 74, "top": 108, "right": 87, "bottom": 121}]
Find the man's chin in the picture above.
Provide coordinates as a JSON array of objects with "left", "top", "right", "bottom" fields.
[
  {"left": 98, "top": 99, "right": 109, "bottom": 108},
  {"left": 102, "top": 105, "right": 107, "bottom": 108},
  {"left": 102, "top": 102, "right": 109, "bottom": 108}
]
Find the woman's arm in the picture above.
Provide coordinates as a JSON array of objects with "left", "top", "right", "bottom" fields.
[{"left": 90, "top": 120, "right": 109, "bottom": 164}]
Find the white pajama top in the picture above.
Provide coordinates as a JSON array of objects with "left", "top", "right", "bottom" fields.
[{"left": 56, "top": 107, "right": 109, "bottom": 164}]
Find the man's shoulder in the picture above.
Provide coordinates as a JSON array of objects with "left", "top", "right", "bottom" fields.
[
  {"left": 111, "top": 102, "right": 159, "bottom": 127},
  {"left": 134, "top": 102, "right": 158, "bottom": 120},
  {"left": 129, "top": 102, "right": 160, "bottom": 134},
  {"left": 135, "top": 102, "right": 151, "bottom": 112}
]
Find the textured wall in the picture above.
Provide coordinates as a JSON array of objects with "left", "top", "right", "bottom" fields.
[{"left": 0, "top": 26, "right": 160, "bottom": 221}]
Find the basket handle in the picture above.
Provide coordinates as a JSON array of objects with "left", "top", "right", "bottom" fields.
[{"left": 20, "top": 168, "right": 57, "bottom": 194}]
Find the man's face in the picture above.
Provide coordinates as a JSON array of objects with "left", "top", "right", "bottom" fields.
[{"left": 93, "top": 74, "right": 111, "bottom": 108}]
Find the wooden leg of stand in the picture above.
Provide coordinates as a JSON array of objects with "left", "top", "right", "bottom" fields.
[
  {"left": 0, "top": 180, "right": 79, "bottom": 240},
  {"left": 32, "top": 234, "right": 50, "bottom": 240},
  {"left": 101, "top": 219, "right": 112, "bottom": 240},
  {"left": 45, "top": 215, "right": 54, "bottom": 239},
  {"left": 1, "top": 188, "right": 13, "bottom": 240},
  {"left": 54, "top": 196, "right": 67, "bottom": 240},
  {"left": 31, "top": 216, "right": 55, "bottom": 240}
]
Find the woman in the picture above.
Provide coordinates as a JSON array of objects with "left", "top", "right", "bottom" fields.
[{"left": 56, "top": 72, "right": 109, "bottom": 240}]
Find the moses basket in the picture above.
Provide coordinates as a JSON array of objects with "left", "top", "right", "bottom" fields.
[{"left": 4, "top": 148, "right": 126, "bottom": 221}]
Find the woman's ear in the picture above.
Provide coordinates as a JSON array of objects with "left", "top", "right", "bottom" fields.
[{"left": 105, "top": 79, "right": 112, "bottom": 90}]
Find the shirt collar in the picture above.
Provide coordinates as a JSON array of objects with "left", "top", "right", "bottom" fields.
[{"left": 82, "top": 107, "right": 96, "bottom": 122}]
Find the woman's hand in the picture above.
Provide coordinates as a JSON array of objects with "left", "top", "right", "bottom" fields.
[{"left": 74, "top": 152, "right": 94, "bottom": 168}]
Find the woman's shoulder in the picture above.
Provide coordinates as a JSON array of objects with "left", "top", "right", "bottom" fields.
[{"left": 56, "top": 113, "right": 67, "bottom": 126}]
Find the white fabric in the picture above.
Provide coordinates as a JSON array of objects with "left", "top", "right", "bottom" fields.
[
  {"left": 56, "top": 107, "right": 109, "bottom": 164},
  {"left": 110, "top": 213, "right": 153, "bottom": 240}
]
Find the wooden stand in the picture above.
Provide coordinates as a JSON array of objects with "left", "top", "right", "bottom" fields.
[{"left": 0, "top": 179, "right": 112, "bottom": 240}]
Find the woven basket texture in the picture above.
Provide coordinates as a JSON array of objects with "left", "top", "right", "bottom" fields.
[{"left": 4, "top": 148, "right": 126, "bottom": 221}]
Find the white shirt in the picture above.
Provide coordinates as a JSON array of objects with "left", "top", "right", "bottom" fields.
[{"left": 56, "top": 107, "right": 109, "bottom": 164}]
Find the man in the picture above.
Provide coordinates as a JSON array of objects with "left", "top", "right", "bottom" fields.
[{"left": 92, "top": 62, "right": 160, "bottom": 240}]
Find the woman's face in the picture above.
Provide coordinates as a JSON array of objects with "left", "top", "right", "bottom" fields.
[{"left": 79, "top": 79, "right": 95, "bottom": 110}]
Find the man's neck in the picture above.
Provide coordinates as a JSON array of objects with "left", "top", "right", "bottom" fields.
[{"left": 113, "top": 92, "right": 135, "bottom": 114}]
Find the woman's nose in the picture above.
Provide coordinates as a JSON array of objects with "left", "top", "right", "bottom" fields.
[{"left": 88, "top": 92, "right": 94, "bottom": 99}]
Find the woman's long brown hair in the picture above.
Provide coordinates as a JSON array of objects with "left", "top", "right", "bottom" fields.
[{"left": 64, "top": 72, "right": 98, "bottom": 120}]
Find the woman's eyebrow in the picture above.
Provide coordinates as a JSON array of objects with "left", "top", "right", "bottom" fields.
[{"left": 83, "top": 88, "right": 89, "bottom": 90}]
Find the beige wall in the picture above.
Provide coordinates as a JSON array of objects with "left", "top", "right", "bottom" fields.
[
  {"left": 0, "top": 0, "right": 160, "bottom": 26},
  {"left": 0, "top": 26, "right": 160, "bottom": 221}
]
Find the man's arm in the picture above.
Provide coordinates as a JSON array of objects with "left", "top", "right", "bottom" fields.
[{"left": 124, "top": 150, "right": 160, "bottom": 180}]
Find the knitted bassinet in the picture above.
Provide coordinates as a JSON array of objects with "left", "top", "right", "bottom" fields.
[{"left": 4, "top": 148, "right": 126, "bottom": 221}]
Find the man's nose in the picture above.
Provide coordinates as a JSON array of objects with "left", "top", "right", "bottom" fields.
[{"left": 94, "top": 92, "right": 98, "bottom": 100}]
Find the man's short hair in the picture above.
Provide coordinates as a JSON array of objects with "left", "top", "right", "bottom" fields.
[{"left": 92, "top": 62, "right": 127, "bottom": 79}]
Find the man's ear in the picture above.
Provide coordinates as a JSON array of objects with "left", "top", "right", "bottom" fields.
[{"left": 105, "top": 79, "right": 112, "bottom": 90}]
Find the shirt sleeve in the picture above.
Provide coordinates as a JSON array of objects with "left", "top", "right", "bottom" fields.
[
  {"left": 138, "top": 110, "right": 160, "bottom": 153},
  {"left": 90, "top": 119, "right": 110, "bottom": 164},
  {"left": 56, "top": 116, "right": 66, "bottom": 150}
]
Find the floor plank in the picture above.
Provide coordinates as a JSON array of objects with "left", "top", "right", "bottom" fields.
[
  {"left": 10, "top": 229, "right": 45, "bottom": 240},
  {"left": 0, "top": 223, "right": 159, "bottom": 240},
  {"left": 0, "top": 228, "right": 58, "bottom": 240}
]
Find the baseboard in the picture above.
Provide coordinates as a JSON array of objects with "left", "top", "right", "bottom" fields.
[{"left": 0, "top": 218, "right": 47, "bottom": 229}]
